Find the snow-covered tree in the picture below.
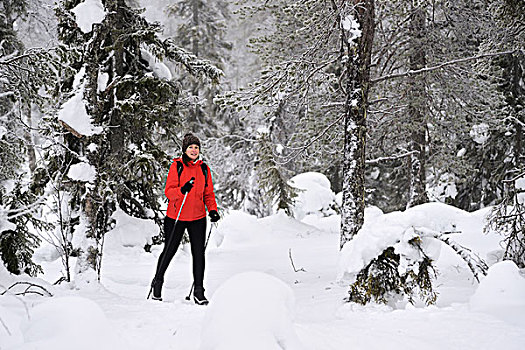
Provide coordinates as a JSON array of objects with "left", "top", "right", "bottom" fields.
[
  {"left": 219, "top": 1, "right": 375, "bottom": 241},
  {"left": 366, "top": 0, "right": 507, "bottom": 212},
  {"left": 44, "top": 0, "right": 221, "bottom": 279},
  {"left": 0, "top": 0, "right": 57, "bottom": 275},
  {"left": 166, "top": 0, "right": 231, "bottom": 127},
  {"left": 483, "top": 0, "right": 525, "bottom": 268},
  {"left": 487, "top": 176, "right": 525, "bottom": 268}
]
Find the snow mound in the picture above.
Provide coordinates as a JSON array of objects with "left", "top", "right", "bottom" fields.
[
  {"left": 258, "top": 210, "right": 323, "bottom": 238},
  {"left": 67, "top": 162, "right": 96, "bottom": 182},
  {"left": 214, "top": 210, "right": 323, "bottom": 248},
  {"left": 289, "top": 172, "right": 337, "bottom": 220},
  {"left": 104, "top": 208, "right": 159, "bottom": 249},
  {"left": 11, "top": 296, "right": 124, "bottom": 349},
  {"left": 302, "top": 206, "right": 384, "bottom": 234},
  {"left": 213, "top": 210, "right": 262, "bottom": 247},
  {"left": 470, "top": 261, "right": 525, "bottom": 326},
  {"left": 338, "top": 202, "right": 459, "bottom": 281},
  {"left": 71, "top": 0, "right": 106, "bottom": 34},
  {"left": 200, "top": 271, "right": 304, "bottom": 350},
  {"left": 302, "top": 213, "right": 340, "bottom": 234}
]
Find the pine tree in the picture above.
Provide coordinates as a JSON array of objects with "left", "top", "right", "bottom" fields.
[
  {"left": 366, "top": 0, "right": 507, "bottom": 212},
  {"left": 219, "top": 1, "right": 350, "bottom": 217},
  {"left": 0, "top": 0, "right": 56, "bottom": 275},
  {"left": 166, "top": 0, "right": 231, "bottom": 128},
  {"left": 47, "top": 0, "right": 221, "bottom": 279},
  {"left": 482, "top": 0, "right": 525, "bottom": 267}
]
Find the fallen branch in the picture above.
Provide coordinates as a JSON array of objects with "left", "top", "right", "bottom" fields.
[
  {"left": 289, "top": 248, "right": 306, "bottom": 273},
  {"left": 0, "top": 316, "right": 11, "bottom": 336},
  {"left": 1, "top": 282, "right": 53, "bottom": 297},
  {"left": 414, "top": 227, "right": 488, "bottom": 282}
]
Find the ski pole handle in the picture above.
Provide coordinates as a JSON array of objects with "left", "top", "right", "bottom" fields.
[{"left": 175, "top": 177, "right": 195, "bottom": 222}]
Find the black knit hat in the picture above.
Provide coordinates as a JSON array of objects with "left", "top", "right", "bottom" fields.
[{"left": 182, "top": 133, "right": 201, "bottom": 153}]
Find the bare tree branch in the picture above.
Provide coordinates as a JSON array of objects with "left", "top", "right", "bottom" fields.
[
  {"left": 289, "top": 248, "right": 306, "bottom": 273},
  {"left": 371, "top": 50, "right": 518, "bottom": 84},
  {"left": 366, "top": 150, "right": 418, "bottom": 165},
  {"left": 1, "top": 282, "right": 53, "bottom": 297}
]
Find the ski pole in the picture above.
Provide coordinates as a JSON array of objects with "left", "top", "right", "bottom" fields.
[
  {"left": 147, "top": 177, "right": 194, "bottom": 299},
  {"left": 185, "top": 221, "right": 216, "bottom": 301}
]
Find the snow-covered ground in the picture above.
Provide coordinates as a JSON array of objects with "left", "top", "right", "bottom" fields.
[{"left": 1, "top": 173, "right": 525, "bottom": 349}]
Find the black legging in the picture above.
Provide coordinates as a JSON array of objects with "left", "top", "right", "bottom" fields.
[{"left": 154, "top": 216, "right": 207, "bottom": 289}]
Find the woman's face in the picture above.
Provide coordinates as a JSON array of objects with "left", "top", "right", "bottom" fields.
[{"left": 185, "top": 144, "right": 200, "bottom": 160}]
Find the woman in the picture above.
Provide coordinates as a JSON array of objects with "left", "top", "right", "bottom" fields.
[{"left": 149, "top": 133, "right": 220, "bottom": 304}]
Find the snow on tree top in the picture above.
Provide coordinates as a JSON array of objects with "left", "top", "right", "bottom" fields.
[
  {"left": 58, "top": 89, "right": 103, "bottom": 137},
  {"left": 72, "top": 0, "right": 106, "bottom": 34},
  {"left": 67, "top": 162, "right": 96, "bottom": 182},
  {"left": 341, "top": 14, "right": 362, "bottom": 42},
  {"left": 140, "top": 48, "right": 172, "bottom": 80}
]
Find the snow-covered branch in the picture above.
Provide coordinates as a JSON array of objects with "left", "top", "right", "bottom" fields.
[
  {"left": 163, "top": 39, "right": 223, "bottom": 83},
  {"left": 365, "top": 150, "right": 418, "bottom": 165},
  {"left": 274, "top": 113, "right": 345, "bottom": 165},
  {"left": 371, "top": 50, "right": 518, "bottom": 84},
  {"left": 414, "top": 227, "right": 488, "bottom": 282}
]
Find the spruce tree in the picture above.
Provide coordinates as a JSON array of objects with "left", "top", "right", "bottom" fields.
[
  {"left": 48, "top": 0, "right": 221, "bottom": 279},
  {"left": 483, "top": 0, "right": 525, "bottom": 267},
  {"left": 167, "top": 0, "right": 231, "bottom": 125},
  {"left": 365, "top": 0, "right": 504, "bottom": 212},
  {"left": 0, "top": 0, "right": 56, "bottom": 275}
]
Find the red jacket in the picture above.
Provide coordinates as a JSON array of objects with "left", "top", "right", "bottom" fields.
[{"left": 164, "top": 158, "right": 218, "bottom": 221}]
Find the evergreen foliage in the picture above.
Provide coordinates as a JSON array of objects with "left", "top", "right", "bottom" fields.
[
  {"left": 473, "top": 0, "right": 525, "bottom": 269},
  {"left": 45, "top": 0, "right": 221, "bottom": 277},
  {"left": 347, "top": 225, "right": 489, "bottom": 306},
  {"left": 348, "top": 244, "right": 437, "bottom": 306},
  {"left": 367, "top": 0, "right": 504, "bottom": 212},
  {"left": 255, "top": 133, "right": 298, "bottom": 216},
  {"left": 0, "top": 0, "right": 57, "bottom": 275},
  {"left": 219, "top": 0, "right": 347, "bottom": 215},
  {"left": 0, "top": 180, "right": 45, "bottom": 276},
  {"left": 487, "top": 176, "right": 525, "bottom": 268}
]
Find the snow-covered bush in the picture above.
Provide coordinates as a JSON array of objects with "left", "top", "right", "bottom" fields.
[
  {"left": 353, "top": 247, "right": 435, "bottom": 305},
  {"left": 339, "top": 203, "right": 489, "bottom": 306},
  {"left": 288, "top": 172, "right": 338, "bottom": 220},
  {"left": 346, "top": 233, "right": 437, "bottom": 306}
]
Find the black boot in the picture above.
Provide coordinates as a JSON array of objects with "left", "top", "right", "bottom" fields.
[
  {"left": 148, "top": 277, "right": 163, "bottom": 301},
  {"left": 193, "top": 286, "right": 208, "bottom": 305}
]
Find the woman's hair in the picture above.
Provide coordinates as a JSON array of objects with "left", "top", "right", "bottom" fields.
[{"left": 182, "top": 153, "right": 193, "bottom": 165}]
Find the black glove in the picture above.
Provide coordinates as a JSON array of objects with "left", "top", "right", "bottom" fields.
[
  {"left": 209, "top": 210, "right": 220, "bottom": 222},
  {"left": 180, "top": 178, "right": 194, "bottom": 194}
]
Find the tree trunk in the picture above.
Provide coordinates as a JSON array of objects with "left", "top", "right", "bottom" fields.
[
  {"left": 511, "top": 52, "right": 524, "bottom": 168},
  {"left": 24, "top": 102, "right": 36, "bottom": 173},
  {"left": 406, "top": 4, "right": 429, "bottom": 208},
  {"left": 191, "top": 0, "right": 201, "bottom": 124},
  {"left": 340, "top": 0, "right": 375, "bottom": 249}
]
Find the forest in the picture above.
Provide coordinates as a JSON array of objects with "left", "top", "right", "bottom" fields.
[{"left": 1, "top": 0, "right": 524, "bottom": 306}]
